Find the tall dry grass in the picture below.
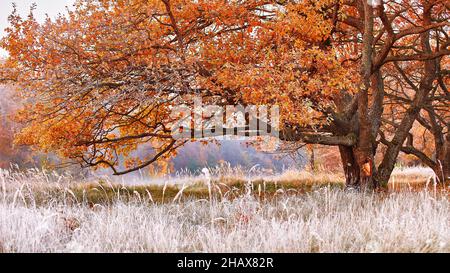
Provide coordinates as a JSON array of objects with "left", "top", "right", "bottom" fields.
[{"left": 0, "top": 167, "right": 449, "bottom": 253}]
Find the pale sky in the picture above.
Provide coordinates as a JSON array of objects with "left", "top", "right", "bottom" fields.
[{"left": 0, "top": 0, "right": 74, "bottom": 57}]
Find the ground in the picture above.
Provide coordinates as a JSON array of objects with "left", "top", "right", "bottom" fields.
[{"left": 0, "top": 166, "right": 448, "bottom": 253}]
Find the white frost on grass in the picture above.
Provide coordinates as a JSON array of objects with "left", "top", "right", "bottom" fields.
[{"left": 0, "top": 188, "right": 449, "bottom": 253}]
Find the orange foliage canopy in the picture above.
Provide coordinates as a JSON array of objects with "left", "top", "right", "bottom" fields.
[{"left": 0, "top": 0, "right": 354, "bottom": 174}]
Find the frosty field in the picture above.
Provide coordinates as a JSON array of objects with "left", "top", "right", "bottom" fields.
[{"left": 0, "top": 167, "right": 449, "bottom": 253}]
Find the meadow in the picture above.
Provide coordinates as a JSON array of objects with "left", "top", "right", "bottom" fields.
[{"left": 0, "top": 166, "right": 448, "bottom": 253}]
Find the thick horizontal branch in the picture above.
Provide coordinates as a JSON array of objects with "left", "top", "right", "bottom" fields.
[
  {"left": 279, "top": 130, "right": 357, "bottom": 146},
  {"left": 400, "top": 145, "right": 437, "bottom": 170},
  {"left": 76, "top": 132, "right": 173, "bottom": 146},
  {"left": 383, "top": 49, "right": 450, "bottom": 64},
  {"left": 379, "top": 131, "right": 436, "bottom": 169}
]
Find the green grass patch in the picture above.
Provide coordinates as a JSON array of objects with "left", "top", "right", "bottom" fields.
[{"left": 12, "top": 177, "right": 345, "bottom": 207}]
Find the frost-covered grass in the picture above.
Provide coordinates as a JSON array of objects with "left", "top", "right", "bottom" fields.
[{"left": 0, "top": 167, "right": 448, "bottom": 253}]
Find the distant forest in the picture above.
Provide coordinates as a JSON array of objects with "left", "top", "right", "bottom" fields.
[{"left": 171, "top": 141, "right": 306, "bottom": 173}]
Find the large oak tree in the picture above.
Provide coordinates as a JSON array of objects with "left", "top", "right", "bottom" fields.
[{"left": 1, "top": 0, "right": 448, "bottom": 187}]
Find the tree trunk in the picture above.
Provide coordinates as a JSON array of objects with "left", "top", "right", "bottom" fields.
[
  {"left": 437, "top": 134, "right": 450, "bottom": 183},
  {"left": 354, "top": 1, "right": 375, "bottom": 190},
  {"left": 309, "top": 145, "right": 316, "bottom": 173},
  {"left": 339, "top": 146, "right": 360, "bottom": 187},
  {"left": 375, "top": 4, "right": 437, "bottom": 186}
]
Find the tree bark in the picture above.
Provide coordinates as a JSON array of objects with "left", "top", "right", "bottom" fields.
[
  {"left": 438, "top": 133, "right": 450, "bottom": 183},
  {"left": 339, "top": 146, "right": 360, "bottom": 187},
  {"left": 309, "top": 145, "right": 316, "bottom": 173},
  {"left": 354, "top": 1, "right": 375, "bottom": 190},
  {"left": 375, "top": 5, "right": 437, "bottom": 186}
]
